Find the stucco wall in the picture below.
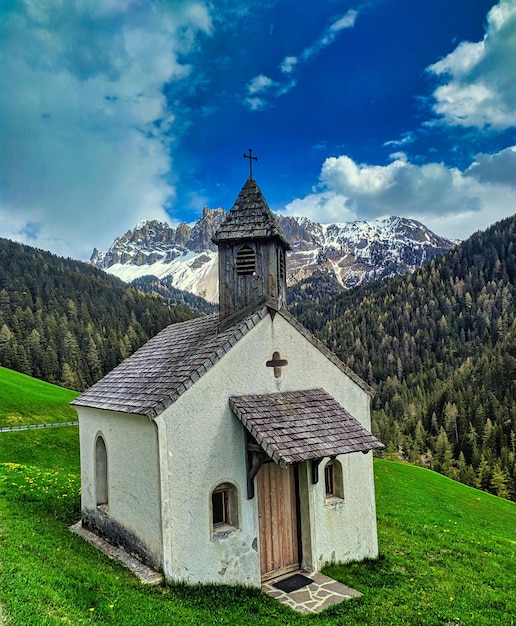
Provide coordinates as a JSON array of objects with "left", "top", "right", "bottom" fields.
[
  {"left": 307, "top": 453, "right": 378, "bottom": 569},
  {"left": 77, "top": 407, "right": 162, "bottom": 569},
  {"left": 160, "top": 312, "right": 378, "bottom": 586}
]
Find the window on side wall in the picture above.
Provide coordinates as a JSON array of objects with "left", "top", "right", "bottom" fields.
[
  {"left": 324, "top": 459, "right": 344, "bottom": 501},
  {"left": 211, "top": 483, "right": 238, "bottom": 532},
  {"left": 95, "top": 435, "right": 108, "bottom": 507}
]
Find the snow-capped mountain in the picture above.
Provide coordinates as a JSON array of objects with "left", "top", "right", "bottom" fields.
[
  {"left": 277, "top": 214, "right": 456, "bottom": 289},
  {"left": 90, "top": 209, "right": 456, "bottom": 302},
  {"left": 90, "top": 208, "right": 225, "bottom": 302}
]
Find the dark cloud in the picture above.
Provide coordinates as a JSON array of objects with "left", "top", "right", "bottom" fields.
[{"left": 466, "top": 147, "right": 516, "bottom": 187}]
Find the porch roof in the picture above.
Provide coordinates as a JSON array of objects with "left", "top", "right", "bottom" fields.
[{"left": 229, "top": 389, "right": 383, "bottom": 468}]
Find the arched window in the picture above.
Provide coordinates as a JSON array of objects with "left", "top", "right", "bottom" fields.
[
  {"left": 324, "top": 459, "right": 344, "bottom": 500},
  {"left": 95, "top": 435, "right": 108, "bottom": 507},
  {"left": 236, "top": 245, "right": 256, "bottom": 275},
  {"left": 211, "top": 482, "right": 238, "bottom": 531}
]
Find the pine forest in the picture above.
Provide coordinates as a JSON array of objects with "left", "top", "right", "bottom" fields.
[
  {"left": 292, "top": 214, "right": 516, "bottom": 501},
  {"left": 0, "top": 238, "right": 197, "bottom": 391},
  {"left": 2, "top": 213, "right": 516, "bottom": 502}
]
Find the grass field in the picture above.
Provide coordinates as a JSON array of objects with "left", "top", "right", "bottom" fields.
[
  {"left": 0, "top": 368, "right": 515, "bottom": 625},
  {"left": 0, "top": 366, "right": 78, "bottom": 428}
]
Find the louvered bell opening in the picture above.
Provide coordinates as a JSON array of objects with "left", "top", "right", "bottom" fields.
[
  {"left": 236, "top": 245, "right": 256, "bottom": 275},
  {"left": 279, "top": 250, "right": 285, "bottom": 280}
]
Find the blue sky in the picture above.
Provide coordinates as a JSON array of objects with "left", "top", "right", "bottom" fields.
[{"left": 1, "top": 0, "right": 516, "bottom": 260}]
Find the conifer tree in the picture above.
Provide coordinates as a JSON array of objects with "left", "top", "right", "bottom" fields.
[{"left": 490, "top": 463, "right": 509, "bottom": 498}]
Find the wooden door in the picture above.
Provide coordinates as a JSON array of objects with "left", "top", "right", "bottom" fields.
[{"left": 257, "top": 462, "right": 299, "bottom": 579}]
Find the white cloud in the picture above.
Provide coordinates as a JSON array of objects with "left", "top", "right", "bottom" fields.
[
  {"left": 244, "top": 72, "right": 297, "bottom": 109},
  {"left": 284, "top": 191, "right": 357, "bottom": 225},
  {"left": 283, "top": 149, "right": 516, "bottom": 239},
  {"left": 247, "top": 74, "right": 277, "bottom": 95},
  {"left": 329, "top": 11, "right": 358, "bottom": 32},
  {"left": 280, "top": 56, "right": 298, "bottom": 74},
  {"left": 247, "top": 7, "right": 359, "bottom": 109},
  {"left": 244, "top": 96, "right": 267, "bottom": 111},
  {"left": 383, "top": 132, "right": 416, "bottom": 148},
  {"left": 427, "top": 0, "right": 516, "bottom": 129},
  {"left": 301, "top": 10, "right": 358, "bottom": 61},
  {"left": 0, "top": 0, "right": 211, "bottom": 260},
  {"left": 244, "top": 74, "right": 280, "bottom": 109}
]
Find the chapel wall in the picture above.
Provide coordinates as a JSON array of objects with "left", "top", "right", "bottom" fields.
[
  {"left": 77, "top": 407, "right": 163, "bottom": 570},
  {"left": 263, "top": 314, "right": 379, "bottom": 567},
  {"left": 161, "top": 312, "right": 378, "bottom": 586},
  {"left": 305, "top": 452, "right": 379, "bottom": 567},
  {"left": 161, "top": 369, "right": 260, "bottom": 586}
]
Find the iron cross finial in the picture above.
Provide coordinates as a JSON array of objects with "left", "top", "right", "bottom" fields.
[{"left": 243, "top": 148, "right": 258, "bottom": 178}]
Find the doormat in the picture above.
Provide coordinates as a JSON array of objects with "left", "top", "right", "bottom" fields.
[{"left": 272, "top": 574, "right": 314, "bottom": 593}]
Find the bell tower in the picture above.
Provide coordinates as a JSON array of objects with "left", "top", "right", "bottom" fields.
[{"left": 212, "top": 176, "right": 291, "bottom": 330}]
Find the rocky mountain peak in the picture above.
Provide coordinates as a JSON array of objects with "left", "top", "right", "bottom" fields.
[
  {"left": 189, "top": 207, "right": 226, "bottom": 252},
  {"left": 90, "top": 212, "right": 457, "bottom": 302}
]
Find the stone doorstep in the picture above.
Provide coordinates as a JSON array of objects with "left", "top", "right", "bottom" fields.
[
  {"left": 261, "top": 570, "right": 362, "bottom": 615},
  {"left": 69, "top": 522, "right": 164, "bottom": 586}
]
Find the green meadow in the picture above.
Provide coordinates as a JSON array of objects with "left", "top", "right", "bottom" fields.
[
  {"left": 0, "top": 368, "right": 515, "bottom": 625},
  {"left": 0, "top": 366, "right": 78, "bottom": 428}
]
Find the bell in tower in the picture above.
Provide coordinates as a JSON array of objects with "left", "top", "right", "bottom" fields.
[{"left": 212, "top": 174, "right": 291, "bottom": 330}]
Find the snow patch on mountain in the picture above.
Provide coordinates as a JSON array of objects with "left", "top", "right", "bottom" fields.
[{"left": 91, "top": 212, "right": 457, "bottom": 302}]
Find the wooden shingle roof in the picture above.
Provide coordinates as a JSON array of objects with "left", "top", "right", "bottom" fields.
[
  {"left": 72, "top": 308, "right": 269, "bottom": 419},
  {"left": 230, "top": 389, "right": 383, "bottom": 467},
  {"left": 72, "top": 307, "right": 373, "bottom": 419},
  {"left": 212, "top": 177, "right": 291, "bottom": 250}
]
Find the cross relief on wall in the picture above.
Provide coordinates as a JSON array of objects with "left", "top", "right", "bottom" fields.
[{"left": 266, "top": 351, "right": 289, "bottom": 378}]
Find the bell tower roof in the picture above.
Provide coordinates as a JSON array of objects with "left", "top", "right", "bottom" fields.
[
  {"left": 212, "top": 177, "right": 291, "bottom": 250},
  {"left": 212, "top": 175, "right": 291, "bottom": 329}
]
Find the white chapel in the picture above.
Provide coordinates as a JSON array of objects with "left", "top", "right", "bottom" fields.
[{"left": 72, "top": 175, "right": 383, "bottom": 586}]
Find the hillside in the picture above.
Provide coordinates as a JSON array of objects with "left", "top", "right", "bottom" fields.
[
  {"left": 0, "top": 375, "right": 514, "bottom": 625},
  {"left": 131, "top": 275, "right": 218, "bottom": 315},
  {"left": 292, "top": 214, "right": 516, "bottom": 500},
  {"left": 0, "top": 368, "right": 79, "bottom": 470},
  {"left": 0, "top": 238, "right": 198, "bottom": 391},
  {"left": 91, "top": 213, "right": 456, "bottom": 301},
  {"left": 0, "top": 365, "right": 78, "bottom": 428}
]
